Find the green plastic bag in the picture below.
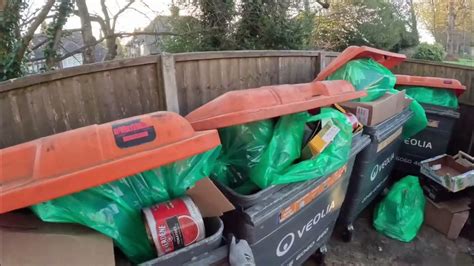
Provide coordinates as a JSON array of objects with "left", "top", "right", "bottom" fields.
[
  {"left": 373, "top": 175, "right": 426, "bottom": 242},
  {"left": 326, "top": 58, "right": 427, "bottom": 138},
  {"left": 212, "top": 108, "right": 352, "bottom": 190},
  {"left": 31, "top": 147, "right": 221, "bottom": 264},
  {"left": 327, "top": 58, "right": 396, "bottom": 102},
  {"left": 211, "top": 119, "right": 274, "bottom": 192},
  {"left": 386, "top": 88, "right": 428, "bottom": 139},
  {"left": 397, "top": 86, "right": 458, "bottom": 109}
]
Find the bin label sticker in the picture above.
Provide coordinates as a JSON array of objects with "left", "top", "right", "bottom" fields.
[
  {"left": 279, "top": 165, "right": 346, "bottom": 223},
  {"left": 376, "top": 127, "right": 402, "bottom": 152},
  {"left": 403, "top": 138, "right": 433, "bottom": 150},
  {"left": 428, "top": 119, "right": 440, "bottom": 128},
  {"left": 112, "top": 119, "right": 156, "bottom": 148},
  {"left": 356, "top": 106, "right": 369, "bottom": 125}
]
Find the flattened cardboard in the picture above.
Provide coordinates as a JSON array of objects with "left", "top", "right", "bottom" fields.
[
  {"left": 424, "top": 197, "right": 471, "bottom": 239},
  {"left": 340, "top": 91, "right": 410, "bottom": 126},
  {"left": 0, "top": 212, "right": 115, "bottom": 266},
  {"left": 186, "top": 177, "right": 235, "bottom": 217}
]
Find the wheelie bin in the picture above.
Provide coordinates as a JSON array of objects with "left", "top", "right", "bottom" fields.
[
  {"left": 185, "top": 80, "right": 370, "bottom": 265},
  {"left": 0, "top": 111, "right": 234, "bottom": 265},
  {"left": 314, "top": 46, "right": 416, "bottom": 242},
  {"left": 394, "top": 75, "right": 466, "bottom": 175}
]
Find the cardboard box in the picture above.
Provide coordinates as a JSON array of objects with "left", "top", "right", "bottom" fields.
[
  {"left": 424, "top": 197, "right": 471, "bottom": 239},
  {"left": 0, "top": 212, "right": 115, "bottom": 266},
  {"left": 301, "top": 120, "right": 340, "bottom": 159},
  {"left": 339, "top": 91, "right": 410, "bottom": 126},
  {"left": 186, "top": 177, "right": 235, "bottom": 217},
  {"left": 420, "top": 153, "right": 474, "bottom": 193}
]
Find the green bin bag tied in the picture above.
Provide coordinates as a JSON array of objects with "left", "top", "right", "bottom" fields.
[
  {"left": 373, "top": 175, "right": 426, "bottom": 242},
  {"left": 212, "top": 108, "right": 352, "bottom": 191},
  {"left": 327, "top": 58, "right": 428, "bottom": 138},
  {"left": 397, "top": 86, "right": 458, "bottom": 109},
  {"left": 31, "top": 146, "right": 221, "bottom": 264}
]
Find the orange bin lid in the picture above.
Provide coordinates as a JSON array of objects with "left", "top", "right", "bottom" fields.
[
  {"left": 185, "top": 80, "right": 366, "bottom": 130},
  {"left": 395, "top": 75, "right": 466, "bottom": 97},
  {"left": 315, "top": 46, "right": 406, "bottom": 81},
  {"left": 0, "top": 112, "right": 220, "bottom": 214}
]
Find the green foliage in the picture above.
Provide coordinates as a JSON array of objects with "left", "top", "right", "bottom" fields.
[
  {"left": 412, "top": 43, "right": 446, "bottom": 61},
  {"left": 0, "top": 0, "right": 26, "bottom": 81},
  {"left": 312, "top": 0, "right": 419, "bottom": 52},
  {"left": 163, "top": 0, "right": 316, "bottom": 52}
]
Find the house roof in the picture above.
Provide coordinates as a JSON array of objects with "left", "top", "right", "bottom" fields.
[{"left": 29, "top": 31, "right": 107, "bottom": 62}]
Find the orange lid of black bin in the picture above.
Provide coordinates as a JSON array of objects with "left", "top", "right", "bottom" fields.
[
  {"left": 185, "top": 80, "right": 366, "bottom": 130},
  {"left": 0, "top": 112, "right": 220, "bottom": 214},
  {"left": 395, "top": 75, "right": 466, "bottom": 97},
  {"left": 315, "top": 46, "right": 407, "bottom": 81}
]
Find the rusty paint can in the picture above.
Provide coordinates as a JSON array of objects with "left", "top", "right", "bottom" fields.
[{"left": 143, "top": 196, "right": 205, "bottom": 256}]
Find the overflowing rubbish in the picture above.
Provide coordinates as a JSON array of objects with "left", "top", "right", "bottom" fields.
[
  {"left": 212, "top": 108, "right": 353, "bottom": 191},
  {"left": 31, "top": 148, "right": 220, "bottom": 263},
  {"left": 373, "top": 175, "right": 426, "bottom": 242}
]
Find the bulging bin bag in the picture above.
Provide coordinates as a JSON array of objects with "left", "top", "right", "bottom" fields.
[
  {"left": 31, "top": 147, "right": 221, "bottom": 264},
  {"left": 373, "top": 175, "right": 426, "bottom": 242},
  {"left": 327, "top": 58, "right": 396, "bottom": 102},
  {"left": 212, "top": 108, "right": 352, "bottom": 191},
  {"left": 327, "top": 58, "right": 427, "bottom": 138},
  {"left": 397, "top": 86, "right": 459, "bottom": 109}
]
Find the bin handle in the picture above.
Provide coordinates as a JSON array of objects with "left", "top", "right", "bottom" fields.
[{"left": 454, "top": 151, "right": 474, "bottom": 167}]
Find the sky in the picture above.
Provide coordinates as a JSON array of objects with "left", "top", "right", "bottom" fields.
[{"left": 33, "top": 0, "right": 435, "bottom": 45}]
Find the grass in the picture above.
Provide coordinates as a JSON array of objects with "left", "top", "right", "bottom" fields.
[{"left": 443, "top": 58, "right": 474, "bottom": 67}]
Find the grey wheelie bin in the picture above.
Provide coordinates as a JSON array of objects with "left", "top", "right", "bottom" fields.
[
  {"left": 394, "top": 75, "right": 466, "bottom": 176},
  {"left": 185, "top": 80, "right": 368, "bottom": 265},
  {"left": 183, "top": 133, "right": 371, "bottom": 265},
  {"left": 337, "top": 109, "right": 412, "bottom": 242}
]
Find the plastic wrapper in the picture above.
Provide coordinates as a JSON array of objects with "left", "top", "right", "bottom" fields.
[
  {"left": 397, "top": 86, "right": 459, "bottom": 109},
  {"left": 212, "top": 108, "right": 352, "bottom": 190},
  {"left": 373, "top": 175, "right": 426, "bottom": 242},
  {"left": 31, "top": 147, "right": 221, "bottom": 263}
]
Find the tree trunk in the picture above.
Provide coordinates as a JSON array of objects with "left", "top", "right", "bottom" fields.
[
  {"left": 105, "top": 34, "right": 117, "bottom": 60},
  {"left": 447, "top": 0, "right": 456, "bottom": 57},
  {"left": 76, "top": 0, "right": 96, "bottom": 64},
  {"left": 407, "top": 0, "right": 419, "bottom": 43}
]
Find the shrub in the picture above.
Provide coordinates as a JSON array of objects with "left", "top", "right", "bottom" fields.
[{"left": 412, "top": 43, "right": 446, "bottom": 61}]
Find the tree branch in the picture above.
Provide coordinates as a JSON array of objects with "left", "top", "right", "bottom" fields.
[
  {"left": 112, "top": 0, "right": 136, "bottom": 31},
  {"left": 17, "top": 0, "right": 56, "bottom": 63}
]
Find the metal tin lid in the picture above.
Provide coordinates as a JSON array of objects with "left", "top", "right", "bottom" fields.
[
  {"left": 0, "top": 112, "right": 220, "bottom": 213},
  {"left": 185, "top": 80, "right": 366, "bottom": 130},
  {"left": 395, "top": 75, "right": 466, "bottom": 97},
  {"left": 315, "top": 46, "right": 406, "bottom": 81}
]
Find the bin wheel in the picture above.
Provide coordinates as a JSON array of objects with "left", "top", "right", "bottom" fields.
[
  {"left": 342, "top": 225, "right": 354, "bottom": 242},
  {"left": 312, "top": 245, "right": 327, "bottom": 265}
]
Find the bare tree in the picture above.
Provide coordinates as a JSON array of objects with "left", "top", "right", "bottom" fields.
[
  {"left": 76, "top": 0, "right": 96, "bottom": 63},
  {"left": 15, "top": 0, "right": 55, "bottom": 67}
]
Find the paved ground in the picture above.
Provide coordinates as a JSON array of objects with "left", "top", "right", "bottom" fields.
[{"left": 306, "top": 215, "right": 473, "bottom": 266}]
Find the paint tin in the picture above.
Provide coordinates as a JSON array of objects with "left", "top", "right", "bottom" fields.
[{"left": 143, "top": 196, "right": 205, "bottom": 256}]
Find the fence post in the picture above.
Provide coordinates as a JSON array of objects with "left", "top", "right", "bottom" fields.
[
  {"left": 318, "top": 51, "right": 327, "bottom": 73},
  {"left": 160, "top": 53, "right": 180, "bottom": 113}
]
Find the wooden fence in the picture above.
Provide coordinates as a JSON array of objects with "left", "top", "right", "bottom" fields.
[
  {"left": 0, "top": 56, "right": 168, "bottom": 148},
  {"left": 1, "top": 50, "right": 473, "bottom": 150}
]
